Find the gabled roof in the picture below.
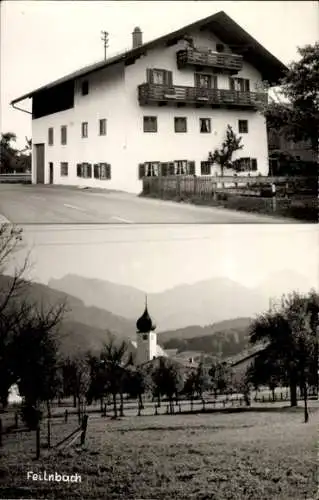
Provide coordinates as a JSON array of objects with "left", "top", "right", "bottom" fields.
[{"left": 11, "top": 10, "right": 287, "bottom": 106}]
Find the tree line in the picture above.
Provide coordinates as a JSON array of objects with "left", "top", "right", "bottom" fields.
[
  {"left": 0, "top": 133, "right": 31, "bottom": 174},
  {"left": 0, "top": 224, "right": 317, "bottom": 429}
]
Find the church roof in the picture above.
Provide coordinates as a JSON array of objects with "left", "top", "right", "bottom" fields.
[{"left": 136, "top": 296, "right": 156, "bottom": 333}]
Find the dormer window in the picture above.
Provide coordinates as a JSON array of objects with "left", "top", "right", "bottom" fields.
[{"left": 81, "top": 80, "right": 89, "bottom": 96}]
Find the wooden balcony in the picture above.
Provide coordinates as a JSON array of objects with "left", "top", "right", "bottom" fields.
[
  {"left": 177, "top": 48, "right": 243, "bottom": 74},
  {"left": 138, "top": 83, "right": 267, "bottom": 109}
]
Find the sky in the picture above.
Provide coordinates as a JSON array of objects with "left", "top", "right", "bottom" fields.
[
  {"left": 7, "top": 223, "right": 318, "bottom": 294},
  {"left": 1, "top": 0, "right": 318, "bottom": 147}
]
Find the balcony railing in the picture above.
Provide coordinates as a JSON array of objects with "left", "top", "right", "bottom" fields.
[
  {"left": 177, "top": 48, "right": 243, "bottom": 73},
  {"left": 138, "top": 83, "right": 267, "bottom": 109}
]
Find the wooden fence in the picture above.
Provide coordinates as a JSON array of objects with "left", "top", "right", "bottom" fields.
[{"left": 142, "top": 175, "right": 317, "bottom": 199}]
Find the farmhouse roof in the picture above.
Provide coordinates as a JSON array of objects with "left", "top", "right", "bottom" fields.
[{"left": 11, "top": 11, "right": 287, "bottom": 106}]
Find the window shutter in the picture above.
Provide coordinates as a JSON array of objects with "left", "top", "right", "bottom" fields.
[
  {"left": 245, "top": 79, "right": 250, "bottom": 92},
  {"left": 166, "top": 71, "right": 173, "bottom": 87},
  {"left": 138, "top": 163, "right": 145, "bottom": 179},
  {"left": 87, "top": 163, "right": 92, "bottom": 178},
  {"left": 168, "top": 162, "right": 175, "bottom": 175},
  {"left": 188, "top": 161, "right": 195, "bottom": 175},
  {"left": 146, "top": 69, "right": 153, "bottom": 83},
  {"left": 106, "top": 164, "right": 111, "bottom": 179},
  {"left": 194, "top": 73, "right": 200, "bottom": 87},
  {"left": 251, "top": 158, "right": 257, "bottom": 171},
  {"left": 161, "top": 162, "right": 168, "bottom": 176},
  {"left": 94, "top": 164, "right": 99, "bottom": 179},
  {"left": 77, "top": 163, "right": 82, "bottom": 177},
  {"left": 229, "top": 77, "right": 235, "bottom": 90},
  {"left": 212, "top": 75, "right": 218, "bottom": 89}
]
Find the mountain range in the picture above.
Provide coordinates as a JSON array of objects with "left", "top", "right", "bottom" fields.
[
  {"left": 1, "top": 270, "right": 314, "bottom": 361},
  {"left": 48, "top": 271, "right": 314, "bottom": 331}
]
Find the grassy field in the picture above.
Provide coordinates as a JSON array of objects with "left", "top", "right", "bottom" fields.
[{"left": 0, "top": 405, "right": 318, "bottom": 499}]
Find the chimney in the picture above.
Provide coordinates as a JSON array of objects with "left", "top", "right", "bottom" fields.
[{"left": 132, "top": 27, "right": 143, "bottom": 48}]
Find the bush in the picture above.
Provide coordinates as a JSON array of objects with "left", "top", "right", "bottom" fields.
[{"left": 20, "top": 403, "right": 42, "bottom": 430}]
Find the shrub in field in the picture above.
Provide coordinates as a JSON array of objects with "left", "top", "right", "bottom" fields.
[{"left": 20, "top": 403, "right": 42, "bottom": 430}]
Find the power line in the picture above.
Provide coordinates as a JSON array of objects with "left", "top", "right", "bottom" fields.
[{"left": 24, "top": 235, "right": 217, "bottom": 248}]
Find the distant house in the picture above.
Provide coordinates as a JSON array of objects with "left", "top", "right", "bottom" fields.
[{"left": 11, "top": 11, "right": 286, "bottom": 193}]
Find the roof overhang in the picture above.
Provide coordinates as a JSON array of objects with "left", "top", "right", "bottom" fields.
[{"left": 11, "top": 10, "right": 288, "bottom": 106}]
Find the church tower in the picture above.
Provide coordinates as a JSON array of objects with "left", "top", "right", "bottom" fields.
[{"left": 136, "top": 296, "right": 157, "bottom": 365}]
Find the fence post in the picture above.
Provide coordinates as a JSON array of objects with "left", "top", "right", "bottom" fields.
[
  {"left": 64, "top": 410, "right": 68, "bottom": 423},
  {"left": 47, "top": 419, "right": 51, "bottom": 449},
  {"left": 80, "top": 415, "right": 88, "bottom": 446},
  {"left": 0, "top": 418, "right": 2, "bottom": 447},
  {"left": 36, "top": 426, "right": 40, "bottom": 459}
]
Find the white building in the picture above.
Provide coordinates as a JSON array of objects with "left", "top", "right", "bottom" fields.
[{"left": 11, "top": 11, "right": 287, "bottom": 194}]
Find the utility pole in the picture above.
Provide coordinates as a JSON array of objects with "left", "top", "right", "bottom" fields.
[{"left": 101, "top": 31, "right": 109, "bottom": 60}]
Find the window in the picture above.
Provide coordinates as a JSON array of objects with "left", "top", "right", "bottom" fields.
[
  {"left": 233, "top": 158, "right": 257, "bottom": 172},
  {"left": 216, "top": 43, "right": 225, "bottom": 53},
  {"left": 143, "top": 116, "right": 157, "bottom": 133},
  {"left": 200, "top": 118, "right": 211, "bottom": 133},
  {"left": 76, "top": 162, "right": 92, "bottom": 178},
  {"left": 174, "top": 117, "right": 187, "bottom": 133},
  {"left": 61, "top": 126, "right": 67, "bottom": 145},
  {"left": 145, "top": 162, "right": 160, "bottom": 177},
  {"left": 99, "top": 119, "right": 107, "bottom": 136},
  {"left": 195, "top": 73, "right": 213, "bottom": 89},
  {"left": 81, "top": 81, "right": 89, "bottom": 96},
  {"left": 48, "top": 128, "right": 54, "bottom": 146},
  {"left": 81, "top": 122, "right": 88, "bottom": 138},
  {"left": 94, "top": 163, "right": 111, "bottom": 180},
  {"left": 238, "top": 120, "right": 248, "bottom": 133},
  {"left": 201, "top": 161, "right": 211, "bottom": 175},
  {"left": 138, "top": 160, "right": 195, "bottom": 178},
  {"left": 60, "top": 162, "right": 68, "bottom": 176},
  {"left": 229, "top": 77, "right": 250, "bottom": 92},
  {"left": 146, "top": 69, "right": 173, "bottom": 86}
]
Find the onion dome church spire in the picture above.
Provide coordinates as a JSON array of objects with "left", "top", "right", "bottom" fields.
[{"left": 136, "top": 294, "right": 156, "bottom": 333}]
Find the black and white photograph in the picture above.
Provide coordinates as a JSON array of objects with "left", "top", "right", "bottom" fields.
[
  {"left": 1, "top": 0, "right": 318, "bottom": 223},
  {"left": 0, "top": 1, "right": 318, "bottom": 500}
]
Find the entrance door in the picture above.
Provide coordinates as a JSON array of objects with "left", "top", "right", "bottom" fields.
[
  {"left": 35, "top": 144, "right": 45, "bottom": 184},
  {"left": 49, "top": 162, "right": 54, "bottom": 184}
]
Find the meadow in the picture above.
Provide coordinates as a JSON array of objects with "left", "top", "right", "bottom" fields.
[{"left": 0, "top": 403, "right": 318, "bottom": 499}]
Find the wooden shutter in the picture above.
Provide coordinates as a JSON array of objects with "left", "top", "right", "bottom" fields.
[
  {"left": 168, "top": 162, "right": 175, "bottom": 175},
  {"left": 194, "top": 73, "right": 200, "bottom": 87},
  {"left": 229, "top": 77, "right": 235, "bottom": 90},
  {"left": 251, "top": 158, "right": 257, "bottom": 171},
  {"left": 138, "top": 163, "right": 145, "bottom": 179},
  {"left": 212, "top": 75, "right": 218, "bottom": 89},
  {"left": 106, "top": 164, "right": 111, "bottom": 179},
  {"left": 161, "top": 162, "right": 168, "bottom": 176},
  {"left": 188, "top": 161, "right": 195, "bottom": 175},
  {"left": 76, "top": 163, "right": 82, "bottom": 177},
  {"left": 165, "top": 71, "right": 173, "bottom": 87},
  {"left": 87, "top": 163, "right": 92, "bottom": 178},
  {"left": 146, "top": 69, "right": 153, "bottom": 83},
  {"left": 94, "top": 164, "right": 99, "bottom": 179}
]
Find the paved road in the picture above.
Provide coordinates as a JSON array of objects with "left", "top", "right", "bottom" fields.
[{"left": 0, "top": 184, "right": 299, "bottom": 224}]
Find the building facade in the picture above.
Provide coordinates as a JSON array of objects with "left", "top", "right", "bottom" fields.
[{"left": 11, "top": 12, "right": 287, "bottom": 194}]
